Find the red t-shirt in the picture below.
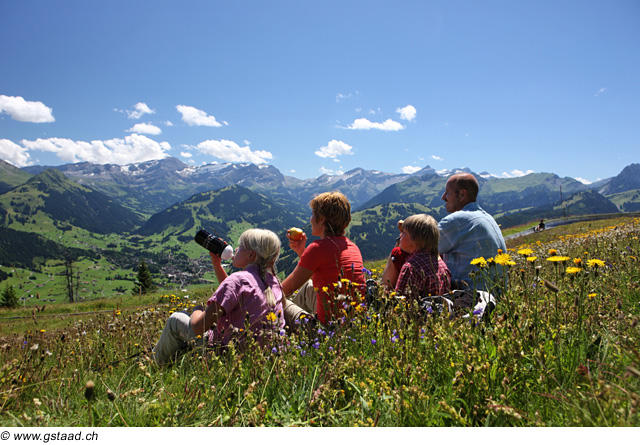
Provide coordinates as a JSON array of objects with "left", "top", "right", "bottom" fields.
[{"left": 298, "top": 236, "right": 365, "bottom": 324}]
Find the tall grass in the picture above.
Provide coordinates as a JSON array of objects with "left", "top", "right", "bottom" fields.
[{"left": 1, "top": 217, "right": 639, "bottom": 426}]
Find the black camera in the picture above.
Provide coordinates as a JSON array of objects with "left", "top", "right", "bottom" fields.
[{"left": 194, "top": 230, "right": 233, "bottom": 260}]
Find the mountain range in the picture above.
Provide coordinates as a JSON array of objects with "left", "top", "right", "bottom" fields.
[{"left": 1, "top": 157, "right": 639, "bottom": 281}]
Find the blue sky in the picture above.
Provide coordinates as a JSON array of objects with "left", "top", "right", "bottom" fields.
[{"left": 1, "top": 0, "right": 639, "bottom": 183}]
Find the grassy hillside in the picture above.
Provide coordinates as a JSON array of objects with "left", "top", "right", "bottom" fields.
[{"left": 0, "top": 216, "right": 638, "bottom": 426}]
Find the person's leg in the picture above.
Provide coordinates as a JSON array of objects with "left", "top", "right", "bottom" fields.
[
  {"left": 152, "top": 311, "right": 196, "bottom": 366},
  {"left": 290, "top": 280, "right": 317, "bottom": 313}
]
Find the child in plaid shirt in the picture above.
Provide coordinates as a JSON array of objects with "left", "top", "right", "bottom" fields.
[{"left": 395, "top": 214, "right": 451, "bottom": 299}]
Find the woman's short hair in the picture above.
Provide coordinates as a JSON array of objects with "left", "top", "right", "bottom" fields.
[
  {"left": 402, "top": 214, "right": 439, "bottom": 254},
  {"left": 309, "top": 191, "right": 352, "bottom": 236}
]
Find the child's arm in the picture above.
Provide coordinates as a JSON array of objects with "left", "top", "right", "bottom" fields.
[{"left": 190, "top": 301, "right": 226, "bottom": 336}]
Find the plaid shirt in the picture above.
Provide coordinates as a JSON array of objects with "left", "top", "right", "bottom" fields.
[{"left": 395, "top": 251, "right": 451, "bottom": 298}]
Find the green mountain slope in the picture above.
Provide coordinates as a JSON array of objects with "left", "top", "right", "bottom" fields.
[
  {"left": 136, "top": 184, "right": 308, "bottom": 240},
  {"left": 0, "top": 169, "right": 144, "bottom": 234},
  {"left": 0, "top": 159, "right": 32, "bottom": 194}
]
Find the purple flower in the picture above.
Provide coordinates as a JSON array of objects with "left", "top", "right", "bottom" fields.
[
  {"left": 271, "top": 347, "right": 278, "bottom": 354},
  {"left": 312, "top": 342, "right": 320, "bottom": 349},
  {"left": 362, "top": 267, "right": 373, "bottom": 276},
  {"left": 473, "top": 308, "right": 483, "bottom": 316},
  {"left": 426, "top": 306, "right": 434, "bottom": 314},
  {"left": 371, "top": 339, "right": 377, "bottom": 345}
]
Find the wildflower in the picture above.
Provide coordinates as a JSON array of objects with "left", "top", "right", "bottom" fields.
[
  {"left": 587, "top": 259, "right": 605, "bottom": 268},
  {"left": 362, "top": 267, "right": 372, "bottom": 276},
  {"left": 548, "top": 249, "right": 558, "bottom": 256},
  {"left": 588, "top": 293, "right": 597, "bottom": 298},
  {"left": 527, "top": 256, "right": 537, "bottom": 262},
  {"left": 470, "top": 257, "right": 487, "bottom": 268},
  {"left": 574, "top": 258, "right": 582, "bottom": 267},
  {"left": 266, "top": 312, "right": 277, "bottom": 323},
  {"left": 547, "top": 256, "right": 570, "bottom": 263},
  {"left": 494, "top": 253, "right": 516, "bottom": 266},
  {"left": 517, "top": 248, "right": 533, "bottom": 256},
  {"left": 371, "top": 339, "right": 377, "bottom": 345},
  {"left": 565, "top": 267, "right": 583, "bottom": 275}
]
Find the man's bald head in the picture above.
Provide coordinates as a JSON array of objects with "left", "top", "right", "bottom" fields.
[{"left": 442, "top": 173, "right": 479, "bottom": 213}]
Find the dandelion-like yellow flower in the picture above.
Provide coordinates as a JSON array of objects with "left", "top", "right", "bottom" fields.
[
  {"left": 494, "top": 253, "right": 516, "bottom": 266},
  {"left": 322, "top": 286, "right": 329, "bottom": 292},
  {"left": 547, "top": 256, "right": 570, "bottom": 263},
  {"left": 518, "top": 248, "right": 534, "bottom": 256},
  {"left": 565, "top": 267, "right": 582, "bottom": 275},
  {"left": 588, "top": 293, "right": 597, "bottom": 298},
  {"left": 527, "top": 256, "right": 537, "bottom": 262},
  {"left": 548, "top": 249, "right": 558, "bottom": 256},
  {"left": 587, "top": 259, "right": 605, "bottom": 268},
  {"left": 573, "top": 258, "right": 582, "bottom": 267},
  {"left": 266, "top": 312, "right": 277, "bottom": 323},
  {"left": 470, "top": 257, "right": 487, "bottom": 268}
]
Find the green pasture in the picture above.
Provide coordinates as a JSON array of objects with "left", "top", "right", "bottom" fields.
[{"left": 1, "top": 216, "right": 639, "bottom": 426}]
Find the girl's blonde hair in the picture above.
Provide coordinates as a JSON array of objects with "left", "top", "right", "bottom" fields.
[
  {"left": 237, "top": 229, "right": 282, "bottom": 307},
  {"left": 402, "top": 214, "right": 440, "bottom": 254}
]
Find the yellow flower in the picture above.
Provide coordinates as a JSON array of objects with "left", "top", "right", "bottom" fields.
[
  {"left": 266, "top": 312, "right": 277, "bottom": 323},
  {"left": 526, "top": 256, "right": 537, "bottom": 262},
  {"left": 547, "top": 256, "right": 570, "bottom": 263},
  {"left": 494, "top": 253, "right": 516, "bottom": 266},
  {"left": 573, "top": 258, "right": 582, "bottom": 267},
  {"left": 470, "top": 257, "right": 487, "bottom": 268},
  {"left": 548, "top": 249, "right": 558, "bottom": 255},
  {"left": 588, "top": 293, "right": 597, "bottom": 298},
  {"left": 517, "top": 248, "right": 533, "bottom": 256},
  {"left": 565, "top": 267, "right": 582, "bottom": 275},
  {"left": 322, "top": 286, "right": 329, "bottom": 292},
  {"left": 587, "top": 259, "right": 605, "bottom": 268}
]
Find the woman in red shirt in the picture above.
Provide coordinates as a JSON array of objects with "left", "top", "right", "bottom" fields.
[{"left": 282, "top": 192, "right": 365, "bottom": 325}]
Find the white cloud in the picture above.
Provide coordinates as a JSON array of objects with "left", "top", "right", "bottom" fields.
[
  {"left": 126, "top": 102, "right": 154, "bottom": 119},
  {"left": 396, "top": 105, "right": 417, "bottom": 122},
  {"left": 575, "top": 177, "right": 593, "bottom": 185},
  {"left": 432, "top": 155, "right": 443, "bottom": 161},
  {"left": 402, "top": 165, "right": 421, "bottom": 174},
  {"left": 500, "top": 169, "right": 535, "bottom": 178},
  {"left": 595, "top": 87, "right": 607, "bottom": 97},
  {"left": 165, "top": 121, "right": 174, "bottom": 127},
  {"left": 319, "top": 166, "right": 343, "bottom": 175},
  {"left": 336, "top": 90, "right": 359, "bottom": 102},
  {"left": 180, "top": 151, "right": 193, "bottom": 158},
  {"left": 176, "top": 105, "right": 226, "bottom": 127},
  {"left": 19, "top": 134, "right": 170, "bottom": 165},
  {"left": 0, "top": 139, "right": 31, "bottom": 166},
  {"left": 0, "top": 95, "right": 54, "bottom": 123},
  {"left": 196, "top": 139, "right": 272, "bottom": 164},
  {"left": 347, "top": 118, "right": 404, "bottom": 131},
  {"left": 126, "top": 123, "right": 162, "bottom": 135},
  {"left": 314, "top": 140, "right": 354, "bottom": 158}
]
